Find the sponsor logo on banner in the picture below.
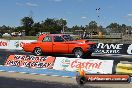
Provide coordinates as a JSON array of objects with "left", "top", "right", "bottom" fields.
[
  {"left": 61, "top": 59, "right": 70, "bottom": 70},
  {"left": 0, "top": 40, "right": 36, "bottom": 50},
  {"left": 14, "top": 40, "right": 32, "bottom": 48},
  {"left": 0, "top": 41, "right": 8, "bottom": 46},
  {"left": 95, "top": 43, "right": 124, "bottom": 54},
  {"left": 5, "top": 55, "right": 55, "bottom": 69},
  {"left": 71, "top": 59, "right": 102, "bottom": 70},
  {"left": 85, "top": 74, "right": 130, "bottom": 83},
  {"left": 19, "top": 41, "right": 31, "bottom": 47},
  {"left": 14, "top": 41, "right": 19, "bottom": 48},
  {"left": 53, "top": 57, "right": 113, "bottom": 74},
  {"left": 127, "top": 44, "right": 132, "bottom": 54},
  {"left": 10, "top": 40, "right": 36, "bottom": 50},
  {"left": 0, "top": 40, "right": 9, "bottom": 49}
]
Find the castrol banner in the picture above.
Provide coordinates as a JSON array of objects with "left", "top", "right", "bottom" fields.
[
  {"left": 53, "top": 57, "right": 114, "bottom": 74},
  {"left": 5, "top": 55, "right": 55, "bottom": 69}
]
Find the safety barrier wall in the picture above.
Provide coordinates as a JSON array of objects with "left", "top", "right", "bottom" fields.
[
  {"left": 0, "top": 40, "right": 132, "bottom": 74},
  {"left": 116, "top": 63, "right": 132, "bottom": 74},
  {"left": 5, "top": 55, "right": 55, "bottom": 69},
  {"left": 0, "top": 39, "right": 36, "bottom": 50},
  {"left": 53, "top": 57, "right": 113, "bottom": 74},
  {"left": 3, "top": 55, "right": 114, "bottom": 74},
  {"left": 3, "top": 55, "right": 132, "bottom": 75}
]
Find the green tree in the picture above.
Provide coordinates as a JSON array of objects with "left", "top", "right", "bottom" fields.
[
  {"left": 21, "top": 17, "right": 34, "bottom": 36},
  {"left": 33, "top": 22, "right": 42, "bottom": 35},
  {"left": 56, "top": 18, "right": 67, "bottom": 32},
  {"left": 41, "top": 18, "right": 67, "bottom": 33},
  {"left": 14, "top": 26, "right": 24, "bottom": 32},
  {"left": 121, "top": 24, "right": 127, "bottom": 34},
  {"left": 106, "top": 23, "right": 121, "bottom": 33},
  {"left": 0, "top": 25, "right": 14, "bottom": 34},
  {"left": 89, "top": 21, "right": 98, "bottom": 30}
]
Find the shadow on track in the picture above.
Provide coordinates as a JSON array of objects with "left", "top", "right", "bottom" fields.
[{"left": 0, "top": 77, "right": 101, "bottom": 88}]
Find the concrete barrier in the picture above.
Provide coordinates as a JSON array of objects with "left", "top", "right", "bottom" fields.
[{"left": 116, "top": 63, "right": 132, "bottom": 74}]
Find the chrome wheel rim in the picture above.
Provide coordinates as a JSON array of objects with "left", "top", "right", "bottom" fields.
[
  {"left": 75, "top": 49, "right": 83, "bottom": 58},
  {"left": 35, "top": 48, "right": 42, "bottom": 55}
]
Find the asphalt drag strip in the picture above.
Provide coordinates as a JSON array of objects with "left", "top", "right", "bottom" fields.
[
  {"left": 0, "top": 72, "right": 132, "bottom": 88},
  {"left": 0, "top": 72, "right": 100, "bottom": 88}
]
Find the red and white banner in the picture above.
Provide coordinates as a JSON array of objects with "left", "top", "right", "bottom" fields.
[
  {"left": 0, "top": 39, "right": 36, "bottom": 50},
  {"left": 9, "top": 40, "right": 36, "bottom": 50},
  {"left": 0, "top": 39, "right": 9, "bottom": 49},
  {"left": 78, "top": 74, "right": 130, "bottom": 83},
  {"left": 53, "top": 57, "right": 114, "bottom": 74},
  {"left": 5, "top": 55, "right": 55, "bottom": 69}
]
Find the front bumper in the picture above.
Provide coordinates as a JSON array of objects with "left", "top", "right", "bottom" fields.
[{"left": 88, "top": 45, "right": 97, "bottom": 52}]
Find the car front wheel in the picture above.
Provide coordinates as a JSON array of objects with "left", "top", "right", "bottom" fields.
[
  {"left": 73, "top": 48, "right": 83, "bottom": 58},
  {"left": 33, "top": 47, "right": 43, "bottom": 56}
]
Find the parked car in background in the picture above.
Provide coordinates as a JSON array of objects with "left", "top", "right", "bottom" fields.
[
  {"left": 23, "top": 34, "right": 97, "bottom": 58},
  {"left": 2, "top": 33, "right": 11, "bottom": 37}
]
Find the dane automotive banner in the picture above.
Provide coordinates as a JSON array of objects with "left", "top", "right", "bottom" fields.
[
  {"left": 94, "top": 43, "right": 132, "bottom": 55},
  {"left": 53, "top": 57, "right": 114, "bottom": 74},
  {"left": 5, "top": 55, "right": 55, "bottom": 69}
]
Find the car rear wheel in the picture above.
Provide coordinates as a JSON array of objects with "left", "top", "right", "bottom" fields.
[
  {"left": 33, "top": 47, "right": 43, "bottom": 56},
  {"left": 73, "top": 48, "right": 83, "bottom": 58}
]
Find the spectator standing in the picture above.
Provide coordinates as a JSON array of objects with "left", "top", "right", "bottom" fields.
[
  {"left": 83, "top": 31, "right": 87, "bottom": 39},
  {"left": 126, "top": 29, "right": 129, "bottom": 34},
  {"left": 18, "top": 31, "right": 22, "bottom": 37}
]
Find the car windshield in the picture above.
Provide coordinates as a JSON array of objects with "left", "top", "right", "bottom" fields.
[{"left": 62, "top": 35, "right": 74, "bottom": 41}]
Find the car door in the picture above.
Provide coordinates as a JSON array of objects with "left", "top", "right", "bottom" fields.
[
  {"left": 53, "top": 35, "right": 69, "bottom": 53},
  {"left": 40, "top": 36, "right": 53, "bottom": 53}
]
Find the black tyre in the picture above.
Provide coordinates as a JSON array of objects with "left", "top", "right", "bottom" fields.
[
  {"left": 73, "top": 48, "right": 83, "bottom": 58},
  {"left": 33, "top": 47, "right": 43, "bottom": 56},
  {"left": 84, "top": 52, "right": 92, "bottom": 58},
  {"left": 76, "top": 73, "right": 86, "bottom": 85}
]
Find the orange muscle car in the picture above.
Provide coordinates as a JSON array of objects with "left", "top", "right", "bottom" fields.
[{"left": 22, "top": 34, "right": 97, "bottom": 58}]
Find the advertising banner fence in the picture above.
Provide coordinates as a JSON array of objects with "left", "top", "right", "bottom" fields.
[
  {"left": 0, "top": 39, "right": 36, "bottom": 50},
  {"left": 9, "top": 40, "right": 36, "bottom": 50},
  {"left": 84, "top": 74, "right": 130, "bottom": 83},
  {"left": 5, "top": 55, "right": 55, "bottom": 69},
  {"left": 0, "top": 39, "right": 132, "bottom": 55},
  {"left": 53, "top": 57, "right": 114, "bottom": 74},
  {"left": 0, "top": 39, "right": 10, "bottom": 49},
  {"left": 94, "top": 43, "right": 132, "bottom": 55}
]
